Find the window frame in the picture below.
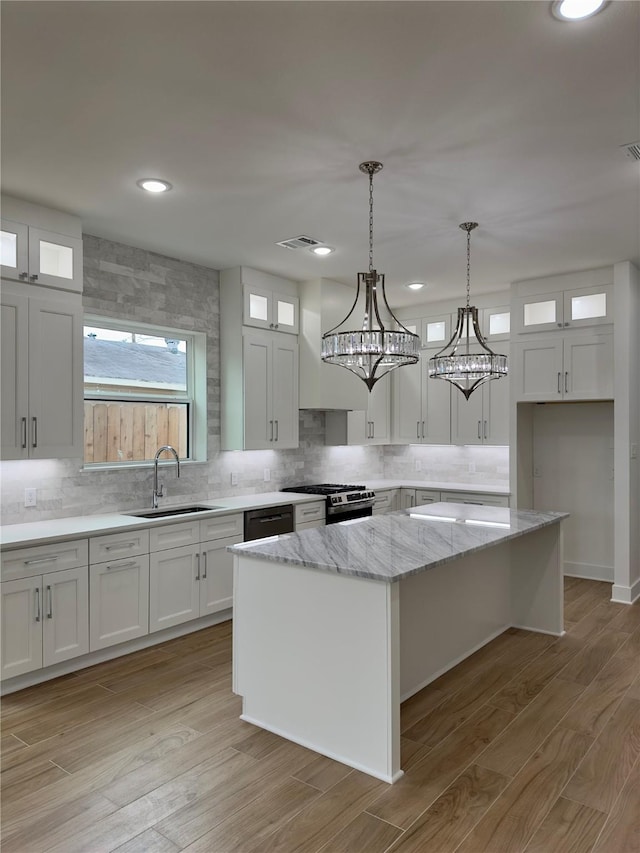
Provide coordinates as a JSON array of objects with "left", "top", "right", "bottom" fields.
[{"left": 83, "top": 314, "right": 207, "bottom": 468}]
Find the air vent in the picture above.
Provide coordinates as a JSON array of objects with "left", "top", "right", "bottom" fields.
[
  {"left": 276, "top": 235, "right": 323, "bottom": 250},
  {"left": 622, "top": 141, "right": 640, "bottom": 161}
]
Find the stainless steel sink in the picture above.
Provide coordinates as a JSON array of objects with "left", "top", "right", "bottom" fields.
[{"left": 123, "top": 505, "right": 223, "bottom": 519}]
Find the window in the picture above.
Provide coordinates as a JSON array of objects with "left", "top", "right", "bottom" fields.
[{"left": 83, "top": 318, "right": 206, "bottom": 465}]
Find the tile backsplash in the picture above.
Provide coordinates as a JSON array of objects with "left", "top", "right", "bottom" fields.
[{"left": 0, "top": 235, "right": 508, "bottom": 526}]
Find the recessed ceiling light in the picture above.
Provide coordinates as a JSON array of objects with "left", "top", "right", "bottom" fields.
[
  {"left": 137, "top": 178, "right": 173, "bottom": 193},
  {"left": 551, "top": 0, "right": 608, "bottom": 21},
  {"left": 311, "top": 246, "right": 334, "bottom": 256},
  {"left": 406, "top": 281, "right": 426, "bottom": 291}
]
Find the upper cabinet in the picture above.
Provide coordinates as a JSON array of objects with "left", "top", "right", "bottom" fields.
[
  {"left": 1, "top": 198, "right": 83, "bottom": 294},
  {"left": 220, "top": 266, "right": 300, "bottom": 451},
  {"left": 512, "top": 284, "right": 612, "bottom": 335}
]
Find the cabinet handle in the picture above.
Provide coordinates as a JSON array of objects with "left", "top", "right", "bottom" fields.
[
  {"left": 422, "top": 421, "right": 425, "bottom": 440},
  {"left": 29, "top": 274, "right": 38, "bottom": 282},
  {"left": 484, "top": 420, "right": 488, "bottom": 440},
  {"left": 25, "top": 555, "right": 58, "bottom": 566},
  {"left": 104, "top": 542, "right": 135, "bottom": 552},
  {"left": 19, "top": 271, "right": 28, "bottom": 280},
  {"left": 195, "top": 553, "right": 200, "bottom": 581},
  {"left": 275, "top": 420, "right": 279, "bottom": 441},
  {"left": 21, "top": 417, "right": 27, "bottom": 449},
  {"left": 202, "top": 552, "right": 207, "bottom": 579},
  {"left": 370, "top": 421, "right": 374, "bottom": 439},
  {"left": 565, "top": 371, "right": 569, "bottom": 393},
  {"left": 269, "top": 420, "right": 273, "bottom": 441},
  {"left": 274, "top": 323, "right": 279, "bottom": 329},
  {"left": 557, "top": 372, "right": 562, "bottom": 394},
  {"left": 477, "top": 420, "right": 482, "bottom": 440},
  {"left": 34, "top": 588, "right": 41, "bottom": 623},
  {"left": 557, "top": 322, "right": 563, "bottom": 328},
  {"left": 269, "top": 322, "right": 274, "bottom": 328},
  {"left": 46, "top": 585, "right": 53, "bottom": 619},
  {"left": 417, "top": 421, "right": 420, "bottom": 440},
  {"left": 106, "top": 560, "right": 137, "bottom": 571},
  {"left": 564, "top": 322, "right": 570, "bottom": 327},
  {"left": 32, "top": 417, "right": 38, "bottom": 447}
]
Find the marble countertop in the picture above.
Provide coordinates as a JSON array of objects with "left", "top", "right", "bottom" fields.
[
  {"left": 362, "top": 480, "right": 510, "bottom": 494},
  {"left": 229, "top": 503, "right": 568, "bottom": 583}
]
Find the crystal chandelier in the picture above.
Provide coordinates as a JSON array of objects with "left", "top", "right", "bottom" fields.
[
  {"left": 428, "top": 222, "right": 508, "bottom": 399},
  {"left": 321, "top": 161, "right": 419, "bottom": 391}
]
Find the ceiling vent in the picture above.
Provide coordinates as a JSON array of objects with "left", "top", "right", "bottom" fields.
[
  {"left": 276, "top": 235, "right": 323, "bottom": 250},
  {"left": 621, "top": 141, "right": 640, "bottom": 161}
]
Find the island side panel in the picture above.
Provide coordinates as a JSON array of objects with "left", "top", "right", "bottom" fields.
[
  {"left": 232, "top": 554, "right": 402, "bottom": 783},
  {"left": 399, "top": 542, "right": 512, "bottom": 701},
  {"left": 510, "top": 520, "right": 564, "bottom": 635}
]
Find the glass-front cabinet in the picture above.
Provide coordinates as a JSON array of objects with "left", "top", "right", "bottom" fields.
[
  {"left": 243, "top": 285, "right": 299, "bottom": 334},
  {"left": 1, "top": 218, "right": 83, "bottom": 293},
  {"left": 512, "top": 284, "right": 612, "bottom": 335}
]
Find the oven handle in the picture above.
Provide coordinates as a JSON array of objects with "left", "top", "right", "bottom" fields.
[{"left": 331, "top": 496, "right": 375, "bottom": 507}]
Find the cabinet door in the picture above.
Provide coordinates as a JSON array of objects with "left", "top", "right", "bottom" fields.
[
  {"left": 1, "top": 291, "right": 29, "bottom": 459},
  {"left": 400, "top": 489, "right": 416, "bottom": 509},
  {"left": 563, "top": 286, "right": 612, "bottom": 330},
  {"left": 392, "top": 359, "right": 423, "bottom": 443},
  {"left": 42, "top": 567, "right": 89, "bottom": 667},
  {"left": 89, "top": 556, "right": 149, "bottom": 650},
  {"left": 28, "top": 228, "right": 83, "bottom": 293},
  {"left": 513, "top": 339, "right": 564, "bottom": 402},
  {"left": 415, "top": 490, "right": 441, "bottom": 505},
  {"left": 274, "top": 294, "right": 299, "bottom": 335},
  {"left": 0, "top": 219, "right": 29, "bottom": 281},
  {"left": 243, "top": 285, "right": 273, "bottom": 330},
  {"left": 272, "top": 335, "right": 298, "bottom": 448},
  {"left": 0, "top": 576, "right": 42, "bottom": 679},
  {"left": 451, "top": 383, "right": 484, "bottom": 445},
  {"left": 483, "top": 343, "right": 510, "bottom": 445},
  {"left": 367, "top": 381, "right": 390, "bottom": 444},
  {"left": 149, "top": 545, "right": 199, "bottom": 632},
  {"left": 482, "top": 306, "right": 511, "bottom": 342},
  {"left": 563, "top": 335, "right": 613, "bottom": 400},
  {"left": 200, "top": 534, "right": 242, "bottom": 615},
  {"left": 243, "top": 332, "right": 272, "bottom": 449},
  {"left": 423, "top": 360, "right": 451, "bottom": 444},
  {"left": 421, "top": 314, "right": 451, "bottom": 349},
  {"left": 28, "top": 295, "right": 83, "bottom": 458},
  {"left": 512, "top": 292, "right": 562, "bottom": 335}
]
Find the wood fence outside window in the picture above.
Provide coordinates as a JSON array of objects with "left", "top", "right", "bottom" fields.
[{"left": 84, "top": 401, "right": 187, "bottom": 463}]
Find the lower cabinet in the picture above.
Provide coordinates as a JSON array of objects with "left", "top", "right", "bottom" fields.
[
  {"left": 372, "top": 489, "right": 400, "bottom": 514},
  {"left": 1, "top": 566, "right": 89, "bottom": 679},
  {"left": 400, "top": 488, "right": 509, "bottom": 510},
  {"left": 89, "top": 555, "right": 150, "bottom": 651},
  {"left": 294, "top": 501, "right": 326, "bottom": 530}
]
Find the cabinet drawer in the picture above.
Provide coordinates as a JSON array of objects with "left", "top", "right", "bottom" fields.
[
  {"left": 2, "top": 539, "right": 88, "bottom": 582},
  {"left": 443, "top": 491, "right": 510, "bottom": 507},
  {"left": 294, "top": 501, "right": 325, "bottom": 526},
  {"left": 90, "top": 529, "right": 149, "bottom": 564},
  {"left": 149, "top": 521, "right": 200, "bottom": 552},
  {"left": 372, "top": 491, "right": 397, "bottom": 514},
  {"left": 415, "top": 490, "right": 441, "bottom": 505},
  {"left": 199, "top": 513, "right": 243, "bottom": 542}
]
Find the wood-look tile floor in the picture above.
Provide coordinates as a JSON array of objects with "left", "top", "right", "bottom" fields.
[{"left": 2, "top": 578, "right": 639, "bottom": 853}]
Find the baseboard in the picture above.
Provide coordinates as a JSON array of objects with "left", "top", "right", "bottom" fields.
[
  {"left": 611, "top": 577, "right": 640, "bottom": 605},
  {"left": 564, "top": 561, "right": 614, "bottom": 583}
]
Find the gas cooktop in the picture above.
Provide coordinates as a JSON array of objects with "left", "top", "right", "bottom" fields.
[{"left": 281, "top": 484, "right": 367, "bottom": 496}]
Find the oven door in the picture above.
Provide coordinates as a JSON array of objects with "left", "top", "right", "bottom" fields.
[{"left": 326, "top": 503, "right": 374, "bottom": 525}]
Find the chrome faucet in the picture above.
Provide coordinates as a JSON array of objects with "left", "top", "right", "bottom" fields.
[{"left": 152, "top": 445, "right": 180, "bottom": 508}]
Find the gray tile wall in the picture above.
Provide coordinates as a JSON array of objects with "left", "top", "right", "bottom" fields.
[{"left": 0, "top": 235, "right": 507, "bottom": 525}]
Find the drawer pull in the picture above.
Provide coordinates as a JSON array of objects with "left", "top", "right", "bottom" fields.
[
  {"left": 195, "top": 553, "right": 200, "bottom": 581},
  {"left": 202, "top": 552, "right": 207, "bottom": 580},
  {"left": 21, "top": 417, "right": 27, "bottom": 449},
  {"left": 25, "top": 555, "right": 59, "bottom": 566},
  {"left": 32, "top": 417, "right": 38, "bottom": 448},
  {"left": 47, "top": 585, "right": 53, "bottom": 619},
  {"left": 34, "top": 587, "right": 41, "bottom": 622},
  {"left": 106, "top": 560, "right": 137, "bottom": 571},
  {"left": 301, "top": 508, "right": 319, "bottom": 516},
  {"left": 104, "top": 542, "right": 135, "bottom": 551}
]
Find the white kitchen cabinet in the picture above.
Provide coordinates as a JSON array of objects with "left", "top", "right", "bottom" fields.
[
  {"left": 372, "top": 489, "right": 400, "bottom": 515},
  {"left": 512, "top": 284, "right": 612, "bottom": 335},
  {"left": 393, "top": 357, "right": 451, "bottom": 445},
  {"left": 365, "top": 381, "right": 391, "bottom": 444},
  {"left": 482, "top": 305, "right": 511, "bottom": 341},
  {"left": 242, "top": 329, "right": 298, "bottom": 450},
  {"left": 442, "top": 491, "right": 510, "bottom": 507},
  {"left": 1, "top": 286, "right": 83, "bottom": 460},
  {"left": 400, "top": 488, "right": 417, "bottom": 509},
  {"left": 1, "top": 564, "right": 89, "bottom": 680},
  {"left": 513, "top": 334, "right": 613, "bottom": 402},
  {"left": 420, "top": 314, "right": 452, "bottom": 349},
  {"left": 402, "top": 488, "right": 441, "bottom": 509},
  {"left": 1, "top": 218, "right": 83, "bottom": 293},
  {"left": 450, "top": 343, "right": 510, "bottom": 446},
  {"left": 325, "top": 379, "right": 390, "bottom": 446},
  {"left": 243, "top": 284, "right": 299, "bottom": 335},
  {"left": 149, "top": 515, "right": 243, "bottom": 631},
  {"left": 295, "top": 501, "right": 326, "bottom": 529},
  {"left": 89, "top": 555, "right": 150, "bottom": 651}
]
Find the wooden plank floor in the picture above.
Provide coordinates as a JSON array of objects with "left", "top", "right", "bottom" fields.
[{"left": 2, "top": 578, "right": 639, "bottom": 853}]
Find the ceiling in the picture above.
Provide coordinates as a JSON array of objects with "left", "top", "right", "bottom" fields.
[{"left": 2, "top": 1, "right": 639, "bottom": 308}]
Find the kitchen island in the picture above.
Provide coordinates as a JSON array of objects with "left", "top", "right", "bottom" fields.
[{"left": 230, "top": 502, "right": 567, "bottom": 783}]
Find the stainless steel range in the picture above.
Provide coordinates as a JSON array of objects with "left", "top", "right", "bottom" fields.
[{"left": 281, "top": 483, "right": 376, "bottom": 524}]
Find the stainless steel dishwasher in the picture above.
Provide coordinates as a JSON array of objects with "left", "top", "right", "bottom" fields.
[{"left": 244, "top": 505, "right": 294, "bottom": 541}]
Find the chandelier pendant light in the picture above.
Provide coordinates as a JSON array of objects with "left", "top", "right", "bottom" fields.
[
  {"left": 321, "top": 161, "right": 419, "bottom": 391},
  {"left": 428, "top": 222, "right": 508, "bottom": 400}
]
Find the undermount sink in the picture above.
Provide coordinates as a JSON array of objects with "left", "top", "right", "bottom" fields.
[{"left": 123, "top": 505, "right": 223, "bottom": 519}]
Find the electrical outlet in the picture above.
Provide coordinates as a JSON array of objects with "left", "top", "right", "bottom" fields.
[
  {"left": 468, "top": 462, "right": 476, "bottom": 474},
  {"left": 24, "top": 488, "right": 37, "bottom": 507},
  {"left": 533, "top": 465, "right": 543, "bottom": 478},
  {"left": 231, "top": 472, "right": 239, "bottom": 486},
  {"left": 414, "top": 459, "right": 421, "bottom": 472},
  {"left": 263, "top": 468, "right": 271, "bottom": 482}
]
